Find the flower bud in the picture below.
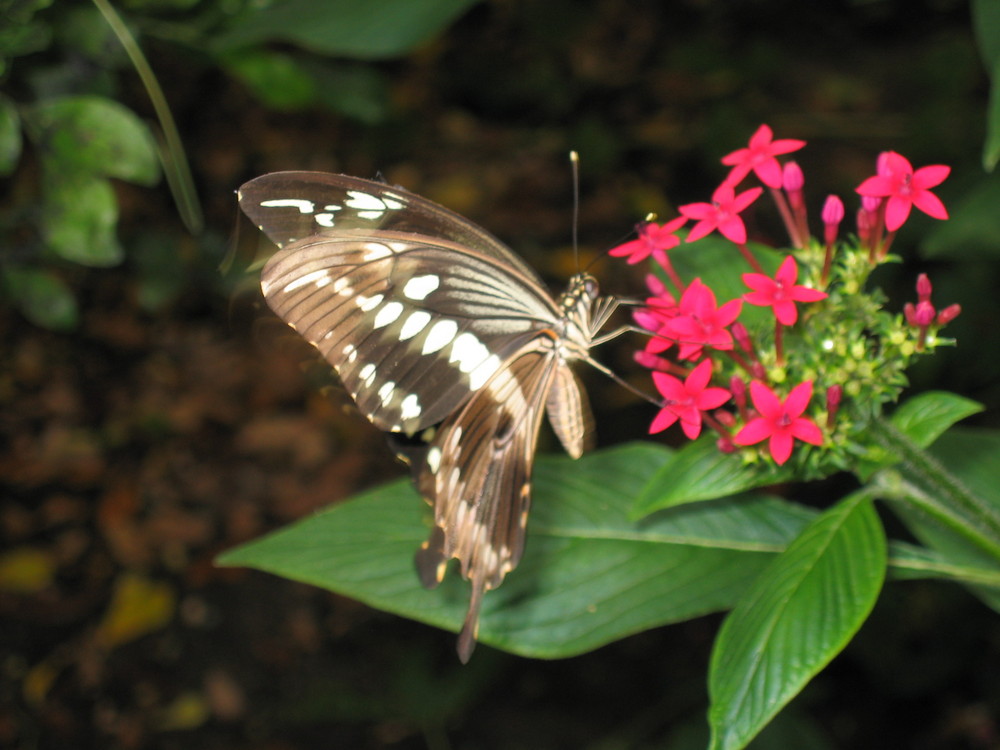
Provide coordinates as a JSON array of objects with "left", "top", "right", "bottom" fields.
[
  {"left": 783, "top": 161, "right": 804, "bottom": 192},
  {"left": 936, "top": 303, "right": 961, "bottom": 326},
  {"left": 915, "top": 273, "right": 932, "bottom": 302}
]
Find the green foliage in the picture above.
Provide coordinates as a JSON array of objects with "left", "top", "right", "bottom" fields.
[
  {"left": 212, "top": 0, "right": 482, "bottom": 60},
  {"left": 708, "top": 492, "right": 886, "bottom": 750},
  {"left": 2, "top": 267, "right": 78, "bottom": 330},
  {"left": 213, "top": 0, "right": 480, "bottom": 121},
  {"left": 221, "top": 443, "right": 803, "bottom": 658},
  {"left": 26, "top": 95, "right": 159, "bottom": 184},
  {"left": 0, "top": 0, "right": 480, "bottom": 329},
  {"left": 972, "top": 0, "right": 1000, "bottom": 170}
]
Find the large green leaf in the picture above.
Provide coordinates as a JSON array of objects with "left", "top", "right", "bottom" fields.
[
  {"left": 888, "top": 427, "right": 1000, "bottom": 612},
  {"left": 27, "top": 95, "right": 159, "bottom": 185},
  {"left": 708, "top": 492, "right": 886, "bottom": 750},
  {"left": 632, "top": 437, "right": 787, "bottom": 517},
  {"left": 220, "top": 443, "right": 823, "bottom": 658},
  {"left": 214, "top": 0, "right": 482, "bottom": 60}
]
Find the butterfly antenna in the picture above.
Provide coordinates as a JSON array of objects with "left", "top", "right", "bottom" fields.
[{"left": 570, "top": 150, "right": 580, "bottom": 270}]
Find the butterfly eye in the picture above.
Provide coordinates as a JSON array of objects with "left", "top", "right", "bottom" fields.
[{"left": 584, "top": 276, "right": 600, "bottom": 298}]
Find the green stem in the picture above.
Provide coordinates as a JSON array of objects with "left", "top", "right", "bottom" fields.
[
  {"left": 91, "top": 0, "right": 204, "bottom": 234},
  {"left": 868, "top": 416, "right": 1000, "bottom": 562}
]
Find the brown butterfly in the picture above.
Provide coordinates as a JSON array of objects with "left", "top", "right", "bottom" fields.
[{"left": 239, "top": 171, "right": 618, "bottom": 660}]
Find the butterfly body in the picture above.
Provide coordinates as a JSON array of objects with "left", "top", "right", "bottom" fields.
[{"left": 239, "top": 171, "right": 615, "bottom": 660}]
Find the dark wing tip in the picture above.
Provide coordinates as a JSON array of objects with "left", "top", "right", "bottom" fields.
[{"left": 456, "top": 579, "right": 486, "bottom": 664}]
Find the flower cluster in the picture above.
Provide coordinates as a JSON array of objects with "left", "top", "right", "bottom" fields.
[{"left": 612, "top": 125, "right": 959, "bottom": 468}]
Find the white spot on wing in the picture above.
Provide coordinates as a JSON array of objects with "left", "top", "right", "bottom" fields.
[
  {"left": 400, "top": 393, "right": 421, "bottom": 420},
  {"left": 373, "top": 301, "right": 404, "bottom": 329},
  {"left": 363, "top": 243, "right": 392, "bottom": 261},
  {"left": 468, "top": 353, "right": 501, "bottom": 390},
  {"left": 345, "top": 191, "right": 388, "bottom": 211},
  {"left": 314, "top": 212, "right": 336, "bottom": 227},
  {"left": 356, "top": 293, "right": 384, "bottom": 312},
  {"left": 282, "top": 269, "right": 331, "bottom": 293},
  {"left": 342, "top": 343, "right": 358, "bottom": 363},
  {"left": 260, "top": 198, "right": 315, "bottom": 214},
  {"left": 422, "top": 319, "right": 458, "bottom": 354},
  {"left": 378, "top": 380, "right": 395, "bottom": 406},
  {"left": 399, "top": 310, "right": 431, "bottom": 341},
  {"left": 359, "top": 363, "right": 377, "bottom": 387},
  {"left": 427, "top": 446, "right": 442, "bottom": 473},
  {"left": 402, "top": 274, "right": 440, "bottom": 301},
  {"left": 449, "top": 332, "right": 490, "bottom": 373}
]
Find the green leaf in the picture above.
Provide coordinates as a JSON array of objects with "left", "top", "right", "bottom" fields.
[
  {"left": 973, "top": 0, "right": 1000, "bottom": 67},
  {"left": 890, "top": 391, "right": 984, "bottom": 447},
  {"left": 922, "top": 174, "right": 1000, "bottom": 259},
  {"left": 41, "top": 170, "right": 123, "bottom": 266},
  {"left": 3, "top": 267, "right": 79, "bottom": 331},
  {"left": 305, "top": 61, "right": 390, "bottom": 124},
  {"left": 889, "top": 427, "right": 1000, "bottom": 612},
  {"left": 0, "top": 0, "right": 53, "bottom": 67},
  {"left": 984, "top": 58, "right": 1000, "bottom": 171},
  {"left": 631, "top": 437, "right": 786, "bottom": 517},
  {"left": 26, "top": 95, "right": 159, "bottom": 185},
  {"left": 708, "top": 492, "right": 886, "bottom": 750},
  {"left": 0, "top": 94, "right": 22, "bottom": 175},
  {"left": 214, "top": 0, "right": 482, "bottom": 60},
  {"left": 219, "top": 443, "right": 817, "bottom": 659},
  {"left": 973, "top": 0, "right": 1000, "bottom": 169},
  {"left": 223, "top": 49, "right": 318, "bottom": 110},
  {"left": 888, "top": 539, "right": 1000, "bottom": 588}
]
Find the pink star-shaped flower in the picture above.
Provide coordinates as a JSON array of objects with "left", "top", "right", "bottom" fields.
[
  {"left": 609, "top": 217, "right": 687, "bottom": 265},
  {"left": 742, "top": 256, "right": 828, "bottom": 325},
  {"left": 649, "top": 359, "right": 731, "bottom": 439},
  {"left": 679, "top": 182, "right": 763, "bottom": 245},
  {"left": 733, "top": 380, "right": 823, "bottom": 465},
  {"left": 855, "top": 151, "right": 950, "bottom": 232},
  {"left": 660, "top": 278, "right": 743, "bottom": 360},
  {"left": 721, "top": 124, "right": 806, "bottom": 188}
]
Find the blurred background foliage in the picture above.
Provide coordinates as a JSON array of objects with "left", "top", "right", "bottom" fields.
[{"left": 2, "top": 0, "right": 1000, "bottom": 748}]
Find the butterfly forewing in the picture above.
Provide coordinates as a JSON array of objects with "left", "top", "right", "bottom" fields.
[
  {"left": 240, "top": 170, "right": 609, "bottom": 661},
  {"left": 259, "top": 229, "right": 563, "bottom": 433},
  {"left": 239, "top": 171, "right": 542, "bottom": 281}
]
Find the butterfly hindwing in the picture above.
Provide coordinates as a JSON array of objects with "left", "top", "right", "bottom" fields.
[{"left": 411, "top": 336, "right": 564, "bottom": 662}]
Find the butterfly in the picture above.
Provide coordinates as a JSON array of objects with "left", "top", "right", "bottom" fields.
[{"left": 238, "top": 171, "right": 619, "bottom": 661}]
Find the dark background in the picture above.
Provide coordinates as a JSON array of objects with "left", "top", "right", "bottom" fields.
[{"left": 3, "top": 0, "right": 999, "bottom": 748}]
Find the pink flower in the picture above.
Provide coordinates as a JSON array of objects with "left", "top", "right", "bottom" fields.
[
  {"left": 660, "top": 278, "right": 743, "bottom": 360},
  {"left": 721, "top": 124, "right": 806, "bottom": 188},
  {"left": 734, "top": 380, "right": 823, "bottom": 465},
  {"left": 609, "top": 216, "right": 687, "bottom": 265},
  {"left": 649, "top": 359, "right": 731, "bottom": 439},
  {"left": 855, "top": 151, "right": 950, "bottom": 232},
  {"left": 679, "top": 182, "right": 763, "bottom": 244},
  {"left": 742, "top": 256, "right": 828, "bottom": 325}
]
